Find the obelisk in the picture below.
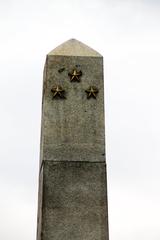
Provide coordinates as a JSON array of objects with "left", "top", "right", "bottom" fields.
[{"left": 36, "top": 39, "right": 109, "bottom": 240}]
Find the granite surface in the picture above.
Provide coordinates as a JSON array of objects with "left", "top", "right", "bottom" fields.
[
  {"left": 37, "top": 39, "right": 109, "bottom": 240},
  {"left": 41, "top": 161, "right": 109, "bottom": 240},
  {"left": 48, "top": 39, "right": 102, "bottom": 57},
  {"left": 40, "top": 46, "right": 105, "bottom": 162}
]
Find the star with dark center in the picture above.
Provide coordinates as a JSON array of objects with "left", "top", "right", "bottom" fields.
[
  {"left": 68, "top": 69, "right": 82, "bottom": 82},
  {"left": 85, "top": 86, "right": 99, "bottom": 99},
  {"left": 51, "top": 85, "right": 65, "bottom": 99}
]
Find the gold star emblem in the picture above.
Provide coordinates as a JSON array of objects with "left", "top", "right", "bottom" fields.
[
  {"left": 51, "top": 85, "right": 65, "bottom": 99},
  {"left": 68, "top": 69, "right": 82, "bottom": 82},
  {"left": 85, "top": 86, "right": 99, "bottom": 99}
]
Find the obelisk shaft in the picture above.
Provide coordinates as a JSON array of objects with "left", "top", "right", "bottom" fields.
[{"left": 37, "top": 39, "right": 109, "bottom": 240}]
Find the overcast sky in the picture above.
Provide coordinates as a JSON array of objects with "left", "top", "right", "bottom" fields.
[{"left": 0, "top": 0, "right": 160, "bottom": 240}]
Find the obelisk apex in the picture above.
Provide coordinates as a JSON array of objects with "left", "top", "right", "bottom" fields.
[
  {"left": 48, "top": 39, "right": 102, "bottom": 56},
  {"left": 37, "top": 39, "right": 109, "bottom": 240}
]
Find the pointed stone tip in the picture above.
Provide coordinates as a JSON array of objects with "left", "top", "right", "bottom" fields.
[{"left": 48, "top": 39, "right": 102, "bottom": 57}]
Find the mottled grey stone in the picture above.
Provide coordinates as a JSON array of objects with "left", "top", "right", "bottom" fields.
[
  {"left": 48, "top": 39, "right": 102, "bottom": 57},
  {"left": 37, "top": 39, "right": 109, "bottom": 240},
  {"left": 40, "top": 43, "right": 105, "bottom": 163},
  {"left": 41, "top": 161, "right": 108, "bottom": 240}
]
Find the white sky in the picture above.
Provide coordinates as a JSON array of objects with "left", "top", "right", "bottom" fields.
[{"left": 0, "top": 0, "right": 160, "bottom": 239}]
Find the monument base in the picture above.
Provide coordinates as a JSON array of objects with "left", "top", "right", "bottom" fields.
[{"left": 37, "top": 161, "right": 109, "bottom": 240}]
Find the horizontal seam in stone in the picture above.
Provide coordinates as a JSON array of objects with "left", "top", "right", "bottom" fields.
[
  {"left": 42, "top": 160, "right": 106, "bottom": 163},
  {"left": 39, "top": 160, "right": 106, "bottom": 174}
]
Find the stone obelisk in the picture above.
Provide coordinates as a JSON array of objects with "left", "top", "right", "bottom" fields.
[{"left": 37, "top": 39, "right": 109, "bottom": 240}]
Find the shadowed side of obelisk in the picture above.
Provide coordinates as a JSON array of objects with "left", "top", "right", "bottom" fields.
[{"left": 36, "top": 39, "right": 109, "bottom": 240}]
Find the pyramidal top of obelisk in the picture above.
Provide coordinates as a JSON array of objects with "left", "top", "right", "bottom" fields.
[{"left": 48, "top": 38, "right": 102, "bottom": 57}]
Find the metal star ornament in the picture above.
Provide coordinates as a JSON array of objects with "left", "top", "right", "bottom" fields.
[
  {"left": 51, "top": 85, "right": 65, "bottom": 99},
  {"left": 85, "top": 86, "right": 99, "bottom": 99},
  {"left": 68, "top": 69, "right": 82, "bottom": 82}
]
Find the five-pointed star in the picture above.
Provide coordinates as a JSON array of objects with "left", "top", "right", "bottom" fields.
[
  {"left": 51, "top": 85, "right": 65, "bottom": 99},
  {"left": 68, "top": 69, "right": 82, "bottom": 82},
  {"left": 85, "top": 86, "right": 99, "bottom": 99}
]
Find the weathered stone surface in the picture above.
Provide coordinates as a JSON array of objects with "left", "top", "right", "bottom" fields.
[
  {"left": 48, "top": 39, "right": 102, "bottom": 57},
  {"left": 37, "top": 39, "right": 109, "bottom": 240},
  {"left": 40, "top": 40, "right": 105, "bottom": 163},
  {"left": 41, "top": 161, "right": 108, "bottom": 240}
]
